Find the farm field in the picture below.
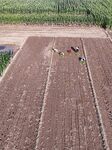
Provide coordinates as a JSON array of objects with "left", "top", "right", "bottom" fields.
[
  {"left": 0, "top": 34, "right": 112, "bottom": 149},
  {"left": 0, "top": 37, "right": 53, "bottom": 149},
  {"left": 0, "top": 0, "right": 112, "bottom": 28},
  {"left": 84, "top": 38, "right": 112, "bottom": 149},
  {"left": 0, "top": 44, "right": 18, "bottom": 76},
  {"left": 35, "top": 37, "right": 103, "bottom": 150}
]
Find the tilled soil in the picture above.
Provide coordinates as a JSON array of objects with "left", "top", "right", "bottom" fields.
[
  {"left": 35, "top": 38, "right": 103, "bottom": 150},
  {"left": 84, "top": 38, "right": 112, "bottom": 149},
  {"left": 0, "top": 36, "right": 112, "bottom": 150},
  {"left": 0, "top": 37, "right": 54, "bottom": 150}
]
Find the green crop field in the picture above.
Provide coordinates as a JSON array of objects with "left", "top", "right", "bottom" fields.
[
  {"left": 0, "top": 0, "right": 111, "bottom": 28},
  {"left": 0, "top": 52, "right": 12, "bottom": 76}
]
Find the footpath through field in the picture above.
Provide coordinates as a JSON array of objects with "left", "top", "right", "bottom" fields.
[{"left": 0, "top": 25, "right": 107, "bottom": 46}]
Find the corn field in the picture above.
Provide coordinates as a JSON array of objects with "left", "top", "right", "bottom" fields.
[
  {"left": 0, "top": 52, "right": 12, "bottom": 76},
  {"left": 0, "top": 0, "right": 111, "bottom": 28}
]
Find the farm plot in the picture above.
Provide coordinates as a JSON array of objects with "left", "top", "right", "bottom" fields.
[
  {"left": 35, "top": 38, "right": 103, "bottom": 150},
  {"left": 0, "top": 0, "right": 112, "bottom": 27},
  {"left": 0, "top": 37, "right": 54, "bottom": 149},
  {"left": 83, "top": 38, "right": 112, "bottom": 149},
  {"left": 0, "top": 37, "right": 109, "bottom": 150}
]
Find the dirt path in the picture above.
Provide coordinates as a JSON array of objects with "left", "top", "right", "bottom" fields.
[{"left": 0, "top": 25, "right": 107, "bottom": 46}]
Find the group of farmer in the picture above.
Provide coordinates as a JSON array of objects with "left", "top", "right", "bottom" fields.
[{"left": 52, "top": 46, "right": 86, "bottom": 64}]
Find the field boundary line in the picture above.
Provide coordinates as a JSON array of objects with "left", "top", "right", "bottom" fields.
[
  {"left": 35, "top": 38, "right": 55, "bottom": 150},
  {"left": 0, "top": 38, "right": 27, "bottom": 83},
  {"left": 81, "top": 38, "right": 110, "bottom": 150}
]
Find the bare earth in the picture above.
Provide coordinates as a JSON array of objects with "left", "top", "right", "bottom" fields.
[
  {"left": 0, "top": 25, "right": 107, "bottom": 46},
  {"left": 84, "top": 38, "right": 112, "bottom": 149},
  {"left": 0, "top": 25, "right": 112, "bottom": 150},
  {"left": 35, "top": 38, "right": 103, "bottom": 150}
]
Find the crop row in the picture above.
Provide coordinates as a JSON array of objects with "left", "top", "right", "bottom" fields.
[
  {"left": 0, "top": 0, "right": 111, "bottom": 28},
  {"left": 0, "top": 13, "right": 96, "bottom": 25}
]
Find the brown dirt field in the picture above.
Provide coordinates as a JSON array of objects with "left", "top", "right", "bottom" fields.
[
  {"left": 0, "top": 37, "right": 54, "bottom": 150},
  {"left": 84, "top": 38, "right": 112, "bottom": 149},
  {"left": 0, "top": 32, "right": 112, "bottom": 150},
  {"left": 0, "top": 37, "right": 105, "bottom": 150},
  {"left": 35, "top": 38, "right": 103, "bottom": 150}
]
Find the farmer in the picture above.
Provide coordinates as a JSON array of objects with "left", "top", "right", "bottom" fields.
[
  {"left": 71, "top": 46, "right": 79, "bottom": 53},
  {"left": 67, "top": 49, "right": 72, "bottom": 54},
  {"left": 79, "top": 56, "right": 86, "bottom": 64},
  {"left": 52, "top": 48, "right": 59, "bottom": 53},
  {"left": 75, "top": 46, "right": 79, "bottom": 52},
  {"left": 58, "top": 51, "right": 64, "bottom": 56},
  {"left": 52, "top": 47, "right": 64, "bottom": 56}
]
